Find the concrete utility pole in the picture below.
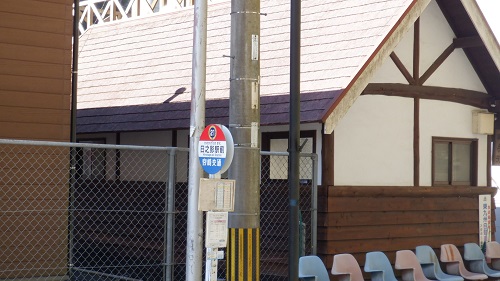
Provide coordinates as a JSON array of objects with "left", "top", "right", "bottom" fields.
[
  {"left": 186, "top": 0, "right": 207, "bottom": 280},
  {"left": 227, "top": 0, "right": 261, "bottom": 279}
]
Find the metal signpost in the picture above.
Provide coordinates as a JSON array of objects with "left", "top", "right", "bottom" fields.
[{"left": 198, "top": 124, "right": 234, "bottom": 281}]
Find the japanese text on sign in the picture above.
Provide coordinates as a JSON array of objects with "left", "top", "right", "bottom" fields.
[
  {"left": 479, "top": 194, "right": 491, "bottom": 248},
  {"left": 199, "top": 125, "right": 229, "bottom": 174}
]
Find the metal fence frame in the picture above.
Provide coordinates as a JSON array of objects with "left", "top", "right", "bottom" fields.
[{"left": 0, "top": 138, "right": 317, "bottom": 281}]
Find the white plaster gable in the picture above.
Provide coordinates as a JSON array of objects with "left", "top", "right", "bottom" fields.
[
  {"left": 370, "top": 0, "right": 487, "bottom": 93},
  {"left": 370, "top": 25, "right": 413, "bottom": 84}
]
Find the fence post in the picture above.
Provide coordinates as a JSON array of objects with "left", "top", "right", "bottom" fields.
[
  {"left": 311, "top": 154, "right": 318, "bottom": 255},
  {"left": 68, "top": 146, "right": 77, "bottom": 280},
  {"left": 164, "top": 149, "right": 176, "bottom": 281}
]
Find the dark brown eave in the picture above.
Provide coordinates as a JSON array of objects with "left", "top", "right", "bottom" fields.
[
  {"left": 437, "top": 0, "right": 500, "bottom": 99},
  {"left": 77, "top": 90, "right": 341, "bottom": 134}
]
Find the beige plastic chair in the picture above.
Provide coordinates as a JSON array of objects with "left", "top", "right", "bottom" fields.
[
  {"left": 395, "top": 250, "right": 433, "bottom": 281},
  {"left": 331, "top": 254, "right": 364, "bottom": 281},
  {"left": 486, "top": 241, "right": 500, "bottom": 269},
  {"left": 440, "top": 244, "right": 487, "bottom": 280}
]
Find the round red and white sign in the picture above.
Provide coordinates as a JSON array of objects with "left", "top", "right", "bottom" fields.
[{"left": 198, "top": 124, "right": 233, "bottom": 174}]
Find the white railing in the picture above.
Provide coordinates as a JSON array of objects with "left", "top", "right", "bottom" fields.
[{"left": 78, "top": 0, "right": 193, "bottom": 34}]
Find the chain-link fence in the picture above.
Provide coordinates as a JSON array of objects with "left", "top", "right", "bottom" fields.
[
  {"left": 259, "top": 151, "right": 317, "bottom": 280},
  {"left": 0, "top": 139, "right": 317, "bottom": 281}
]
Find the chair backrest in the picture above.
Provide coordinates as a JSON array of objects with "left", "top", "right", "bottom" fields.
[
  {"left": 464, "top": 243, "right": 485, "bottom": 261},
  {"left": 486, "top": 241, "right": 500, "bottom": 270},
  {"left": 331, "top": 254, "right": 364, "bottom": 281},
  {"left": 441, "top": 244, "right": 465, "bottom": 263},
  {"left": 299, "top": 255, "right": 330, "bottom": 281},
  {"left": 486, "top": 241, "right": 500, "bottom": 259},
  {"left": 416, "top": 245, "right": 440, "bottom": 265},
  {"left": 395, "top": 250, "right": 431, "bottom": 281},
  {"left": 364, "top": 251, "right": 398, "bottom": 281}
]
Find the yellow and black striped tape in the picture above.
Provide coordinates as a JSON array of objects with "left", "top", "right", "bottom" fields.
[{"left": 227, "top": 228, "right": 260, "bottom": 281}]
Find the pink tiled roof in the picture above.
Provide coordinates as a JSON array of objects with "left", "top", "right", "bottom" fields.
[{"left": 78, "top": 0, "right": 413, "bottom": 111}]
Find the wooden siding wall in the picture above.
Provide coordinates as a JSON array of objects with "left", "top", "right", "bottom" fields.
[
  {"left": 0, "top": 145, "right": 70, "bottom": 279},
  {"left": 0, "top": 0, "right": 73, "bottom": 141},
  {"left": 0, "top": 0, "right": 73, "bottom": 278},
  {"left": 318, "top": 186, "right": 497, "bottom": 278}
]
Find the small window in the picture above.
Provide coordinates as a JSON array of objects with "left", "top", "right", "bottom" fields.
[
  {"left": 77, "top": 139, "right": 106, "bottom": 180},
  {"left": 262, "top": 131, "right": 316, "bottom": 181},
  {"left": 432, "top": 137, "right": 477, "bottom": 186}
]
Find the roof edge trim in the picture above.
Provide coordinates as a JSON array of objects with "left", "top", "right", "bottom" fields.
[
  {"left": 460, "top": 0, "right": 500, "bottom": 71},
  {"left": 322, "top": 0, "right": 430, "bottom": 134}
]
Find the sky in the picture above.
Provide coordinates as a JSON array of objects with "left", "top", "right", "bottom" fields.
[{"left": 476, "top": 0, "right": 500, "bottom": 40}]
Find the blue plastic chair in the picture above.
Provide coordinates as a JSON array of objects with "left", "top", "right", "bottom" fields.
[
  {"left": 298, "top": 255, "right": 330, "bottom": 281},
  {"left": 364, "top": 251, "right": 398, "bottom": 281},
  {"left": 463, "top": 243, "right": 500, "bottom": 278},
  {"left": 415, "top": 245, "right": 464, "bottom": 281}
]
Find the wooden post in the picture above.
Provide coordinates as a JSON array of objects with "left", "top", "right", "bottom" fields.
[{"left": 322, "top": 131, "right": 335, "bottom": 186}]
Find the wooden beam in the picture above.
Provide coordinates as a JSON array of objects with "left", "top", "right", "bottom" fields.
[
  {"left": 420, "top": 43, "right": 455, "bottom": 85},
  {"left": 413, "top": 18, "right": 420, "bottom": 85},
  {"left": 362, "top": 83, "right": 493, "bottom": 110},
  {"left": 453, "top": 36, "right": 483, "bottom": 49},
  {"left": 414, "top": 98, "right": 419, "bottom": 186},
  {"left": 488, "top": 135, "right": 492, "bottom": 187},
  {"left": 322, "top": 131, "right": 335, "bottom": 186},
  {"left": 390, "top": 52, "right": 416, "bottom": 85},
  {"left": 327, "top": 185, "right": 497, "bottom": 197},
  {"left": 172, "top": 129, "right": 178, "bottom": 147},
  {"left": 115, "top": 132, "right": 121, "bottom": 180}
]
